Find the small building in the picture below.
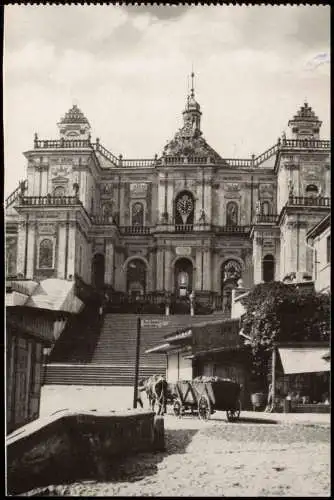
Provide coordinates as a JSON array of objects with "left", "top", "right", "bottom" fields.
[
  {"left": 273, "top": 342, "right": 330, "bottom": 413},
  {"left": 306, "top": 214, "right": 331, "bottom": 293},
  {"left": 146, "top": 318, "right": 254, "bottom": 409},
  {"left": 6, "top": 278, "right": 83, "bottom": 434}
]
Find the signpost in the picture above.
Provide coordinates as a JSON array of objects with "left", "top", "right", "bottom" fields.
[{"left": 133, "top": 317, "right": 170, "bottom": 409}]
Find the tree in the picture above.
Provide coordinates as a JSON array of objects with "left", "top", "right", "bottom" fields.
[{"left": 241, "top": 282, "right": 330, "bottom": 390}]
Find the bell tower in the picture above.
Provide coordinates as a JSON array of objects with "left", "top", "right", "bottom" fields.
[
  {"left": 288, "top": 102, "right": 322, "bottom": 140},
  {"left": 57, "top": 104, "right": 91, "bottom": 140}
]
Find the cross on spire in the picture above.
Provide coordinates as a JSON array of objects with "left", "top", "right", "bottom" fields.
[{"left": 191, "top": 67, "right": 195, "bottom": 98}]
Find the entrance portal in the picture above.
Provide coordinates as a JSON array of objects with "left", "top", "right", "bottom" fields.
[
  {"left": 91, "top": 253, "right": 105, "bottom": 290},
  {"left": 126, "top": 259, "right": 146, "bottom": 297},
  {"left": 174, "top": 258, "right": 193, "bottom": 297},
  {"left": 221, "top": 260, "right": 242, "bottom": 315}
]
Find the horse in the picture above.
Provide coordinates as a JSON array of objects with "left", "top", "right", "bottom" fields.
[{"left": 139, "top": 374, "right": 168, "bottom": 416}]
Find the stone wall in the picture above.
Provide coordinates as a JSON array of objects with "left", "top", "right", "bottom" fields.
[{"left": 7, "top": 409, "right": 164, "bottom": 495}]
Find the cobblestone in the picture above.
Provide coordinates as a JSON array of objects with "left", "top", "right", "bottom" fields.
[{"left": 24, "top": 411, "right": 330, "bottom": 497}]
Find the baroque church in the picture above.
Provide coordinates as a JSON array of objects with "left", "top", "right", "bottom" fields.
[{"left": 5, "top": 79, "right": 331, "bottom": 315}]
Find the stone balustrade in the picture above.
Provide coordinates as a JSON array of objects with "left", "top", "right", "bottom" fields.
[
  {"left": 253, "top": 214, "right": 279, "bottom": 224},
  {"left": 34, "top": 139, "right": 92, "bottom": 149},
  {"left": 287, "top": 196, "right": 330, "bottom": 207},
  {"left": 19, "top": 195, "right": 80, "bottom": 206},
  {"left": 281, "top": 139, "right": 330, "bottom": 149}
]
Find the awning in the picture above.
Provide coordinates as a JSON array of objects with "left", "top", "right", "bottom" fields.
[{"left": 278, "top": 347, "right": 330, "bottom": 375}]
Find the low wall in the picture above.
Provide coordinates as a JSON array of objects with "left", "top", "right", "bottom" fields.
[{"left": 6, "top": 409, "right": 164, "bottom": 495}]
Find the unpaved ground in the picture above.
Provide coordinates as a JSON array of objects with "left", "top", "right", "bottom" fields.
[{"left": 24, "top": 412, "right": 330, "bottom": 497}]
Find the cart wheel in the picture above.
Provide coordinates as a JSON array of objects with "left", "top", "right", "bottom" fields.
[
  {"left": 173, "top": 399, "right": 183, "bottom": 418},
  {"left": 226, "top": 400, "right": 241, "bottom": 422},
  {"left": 198, "top": 395, "right": 211, "bottom": 421}
]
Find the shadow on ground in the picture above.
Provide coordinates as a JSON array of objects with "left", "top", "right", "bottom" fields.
[{"left": 21, "top": 428, "right": 198, "bottom": 496}]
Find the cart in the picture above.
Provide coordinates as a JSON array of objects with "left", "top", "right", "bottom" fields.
[{"left": 170, "top": 379, "right": 241, "bottom": 422}]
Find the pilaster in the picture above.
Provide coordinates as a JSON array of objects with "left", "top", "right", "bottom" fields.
[
  {"left": 16, "top": 221, "right": 27, "bottom": 277},
  {"left": 104, "top": 240, "right": 114, "bottom": 285},
  {"left": 26, "top": 222, "right": 36, "bottom": 279}
]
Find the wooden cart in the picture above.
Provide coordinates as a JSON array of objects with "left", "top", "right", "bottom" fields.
[{"left": 169, "top": 379, "right": 241, "bottom": 422}]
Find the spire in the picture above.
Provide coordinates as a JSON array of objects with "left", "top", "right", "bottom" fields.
[{"left": 190, "top": 67, "right": 195, "bottom": 98}]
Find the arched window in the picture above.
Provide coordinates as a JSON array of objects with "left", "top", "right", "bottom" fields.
[
  {"left": 262, "top": 254, "right": 275, "bottom": 283},
  {"left": 262, "top": 201, "right": 271, "bottom": 215},
  {"left": 126, "top": 259, "right": 146, "bottom": 295},
  {"left": 53, "top": 186, "right": 66, "bottom": 196},
  {"left": 39, "top": 239, "right": 53, "bottom": 269},
  {"left": 131, "top": 202, "right": 144, "bottom": 226},
  {"left": 175, "top": 191, "right": 195, "bottom": 225},
  {"left": 226, "top": 202, "right": 238, "bottom": 226},
  {"left": 91, "top": 253, "right": 105, "bottom": 289},
  {"left": 305, "top": 184, "right": 318, "bottom": 196}
]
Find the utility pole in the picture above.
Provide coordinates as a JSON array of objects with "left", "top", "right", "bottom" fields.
[{"left": 133, "top": 315, "right": 141, "bottom": 409}]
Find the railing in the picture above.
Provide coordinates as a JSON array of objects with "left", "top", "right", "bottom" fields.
[
  {"left": 121, "top": 159, "right": 157, "bottom": 168},
  {"left": 253, "top": 214, "right": 279, "bottom": 224},
  {"left": 90, "top": 215, "right": 117, "bottom": 225},
  {"left": 287, "top": 196, "right": 330, "bottom": 207},
  {"left": 254, "top": 143, "right": 279, "bottom": 167},
  {"left": 213, "top": 225, "right": 251, "bottom": 234},
  {"left": 119, "top": 226, "right": 152, "bottom": 235},
  {"left": 34, "top": 139, "right": 92, "bottom": 149},
  {"left": 18, "top": 195, "right": 81, "bottom": 206},
  {"left": 224, "top": 158, "right": 253, "bottom": 168},
  {"left": 6, "top": 180, "right": 28, "bottom": 208},
  {"left": 175, "top": 224, "right": 194, "bottom": 232},
  {"left": 92, "top": 141, "right": 119, "bottom": 165},
  {"left": 281, "top": 139, "right": 330, "bottom": 149}
]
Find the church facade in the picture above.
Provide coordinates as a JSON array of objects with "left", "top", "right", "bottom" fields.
[{"left": 5, "top": 83, "right": 331, "bottom": 314}]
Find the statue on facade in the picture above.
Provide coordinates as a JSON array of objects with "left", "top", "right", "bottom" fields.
[
  {"left": 73, "top": 182, "right": 79, "bottom": 197},
  {"left": 227, "top": 203, "right": 238, "bottom": 226},
  {"left": 199, "top": 209, "right": 206, "bottom": 223},
  {"left": 255, "top": 200, "right": 261, "bottom": 215},
  {"left": 288, "top": 180, "right": 294, "bottom": 197}
]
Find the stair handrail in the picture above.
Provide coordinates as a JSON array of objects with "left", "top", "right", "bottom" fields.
[
  {"left": 92, "top": 141, "right": 119, "bottom": 166},
  {"left": 6, "top": 180, "right": 27, "bottom": 209},
  {"left": 253, "top": 142, "right": 279, "bottom": 167}
]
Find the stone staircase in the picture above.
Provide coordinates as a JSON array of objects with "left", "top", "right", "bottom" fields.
[{"left": 44, "top": 311, "right": 228, "bottom": 386}]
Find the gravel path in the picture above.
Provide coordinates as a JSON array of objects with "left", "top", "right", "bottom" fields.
[{"left": 23, "top": 413, "right": 330, "bottom": 497}]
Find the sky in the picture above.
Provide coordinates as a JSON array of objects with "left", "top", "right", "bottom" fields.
[{"left": 4, "top": 4, "right": 330, "bottom": 197}]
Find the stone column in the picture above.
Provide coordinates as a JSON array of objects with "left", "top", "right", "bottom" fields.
[
  {"left": 195, "top": 180, "right": 203, "bottom": 222},
  {"left": 119, "top": 182, "right": 125, "bottom": 225},
  {"left": 113, "top": 250, "right": 123, "bottom": 291},
  {"left": 284, "top": 222, "right": 297, "bottom": 276},
  {"left": 166, "top": 181, "right": 173, "bottom": 223},
  {"left": 195, "top": 249, "right": 202, "bottom": 290},
  {"left": 57, "top": 223, "right": 67, "bottom": 279},
  {"left": 203, "top": 249, "right": 211, "bottom": 290},
  {"left": 158, "top": 174, "right": 166, "bottom": 222},
  {"left": 324, "top": 163, "right": 330, "bottom": 197},
  {"left": 16, "top": 221, "right": 27, "bottom": 277},
  {"left": 66, "top": 223, "right": 76, "bottom": 279},
  {"left": 156, "top": 249, "right": 164, "bottom": 291},
  {"left": 26, "top": 222, "right": 36, "bottom": 279},
  {"left": 252, "top": 233, "right": 263, "bottom": 284},
  {"left": 203, "top": 179, "right": 212, "bottom": 223},
  {"left": 104, "top": 240, "right": 114, "bottom": 286},
  {"left": 164, "top": 247, "right": 173, "bottom": 292},
  {"left": 296, "top": 221, "right": 308, "bottom": 273}
]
